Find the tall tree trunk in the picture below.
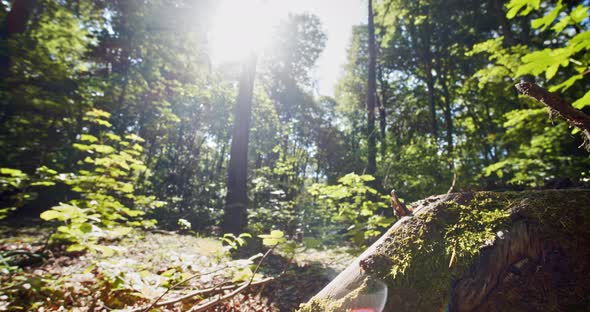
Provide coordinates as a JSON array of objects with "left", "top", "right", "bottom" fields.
[
  {"left": 1, "top": 0, "right": 36, "bottom": 76},
  {"left": 377, "top": 65, "right": 387, "bottom": 158},
  {"left": 490, "top": 0, "right": 516, "bottom": 46},
  {"left": 222, "top": 54, "right": 257, "bottom": 234},
  {"left": 407, "top": 8, "right": 437, "bottom": 140},
  {"left": 425, "top": 67, "right": 438, "bottom": 139},
  {"left": 216, "top": 141, "right": 227, "bottom": 175},
  {"left": 366, "top": 0, "right": 377, "bottom": 175},
  {"left": 437, "top": 61, "right": 453, "bottom": 155},
  {"left": 0, "top": 0, "right": 37, "bottom": 125}
]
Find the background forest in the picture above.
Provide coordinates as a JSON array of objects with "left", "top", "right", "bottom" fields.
[{"left": 0, "top": 0, "right": 589, "bottom": 311}]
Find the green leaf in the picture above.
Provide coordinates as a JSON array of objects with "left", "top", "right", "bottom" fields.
[
  {"left": 570, "top": 4, "right": 589, "bottom": 24},
  {"left": 40, "top": 210, "right": 61, "bottom": 220},
  {"left": 269, "top": 230, "right": 284, "bottom": 238},
  {"left": 80, "top": 134, "right": 98, "bottom": 143},
  {"left": 572, "top": 90, "right": 590, "bottom": 109},
  {"left": 94, "top": 245, "right": 115, "bottom": 257},
  {"left": 92, "top": 145, "right": 116, "bottom": 154},
  {"left": 549, "top": 74, "right": 583, "bottom": 92},
  {"left": 79, "top": 223, "right": 93, "bottom": 233},
  {"left": 105, "top": 132, "right": 121, "bottom": 141},
  {"left": 161, "top": 268, "right": 176, "bottom": 277},
  {"left": 531, "top": 2, "right": 563, "bottom": 31},
  {"left": 0, "top": 168, "right": 25, "bottom": 177},
  {"left": 545, "top": 63, "right": 559, "bottom": 80},
  {"left": 67, "top": 244, "right": 88, "bottom": 252},
  {"left": 73, "top": 143, "right": 91, "bottom": 151},
  {"left": 86, "top": 109, "right": 111, "bottom": 119},
  {"left": 124, "top": 134, "right": 145, "bottom": 143},
  {"left": 506, "top": 0, "right": 540, "bottom": 19}
]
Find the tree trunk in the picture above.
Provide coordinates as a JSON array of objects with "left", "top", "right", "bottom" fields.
[
  {"left": 425, "top": 70, "right": 438, "bottom": 139},
  {"left": 438, "top": 62, "right": 453, "bottom": 156},
  {"left": 377, "top": 65, "right": 388, "bottom": 158},
  {"left": 490, "top": 0, "right": 516, "bottom": 46},
  {"left": 1, "top": 0, "right": 36, "bottom": 76},
  {"left": 366, "top": 0, "right": 377, "bottom": 175},
  {"left": 222, "top": 54, "right": 257, "bottom": 234}
]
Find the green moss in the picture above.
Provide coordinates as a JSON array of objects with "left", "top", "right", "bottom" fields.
[
  {"left": 362, "top": 191, "right": 590, "bottom": 311},
  {"left": 298, "top": 278, "right": 370, "bottom": 312},
  {"left": 298, "top": 190, "right": 590, "bottom": 311}
]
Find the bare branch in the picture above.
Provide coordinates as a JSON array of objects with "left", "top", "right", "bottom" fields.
[
  {"left": 515, "top": 81, "right": 590, "bottom": 150},
  {"left": 186, "top": 246, "right": 277, "bottom": 312},
  {"left": 137, "top": 265, "right": 230, "bottom": 312}
]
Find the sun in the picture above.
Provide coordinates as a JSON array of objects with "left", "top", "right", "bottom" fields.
[{"left": 209, "top": 0, "right": 284, "bottom": 64}]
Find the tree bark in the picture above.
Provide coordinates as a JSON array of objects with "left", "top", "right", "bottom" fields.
[
  {"left": 515, "top": 81, "right": 590, "bottom": 150},
  {"left": 1, "top": 0, "right": 36, "bottom": 76},
  {"left": 366, "top": 0, "right": 377, "bottom": 175},
  {"left": 425, "top": 68, "right": 438, "bottom": 139},
  {"left": 438, "top": 62, "right": 454, "bottom": 155},
  {"left": 222, "top": 54, "right": 257, "bottom": 234}
]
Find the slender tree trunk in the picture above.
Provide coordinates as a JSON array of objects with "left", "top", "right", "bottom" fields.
[
  {"left": 491, "top": 0, "right": 516, "bottom": 46},
  {"left": 216, "top": 141, "right": 227, "bottom": 175},
  {"left": 437, "top": 62, "right": 453, "bottom": 155},
  {"left": 366, "top": 0, "right": 377, "bottom": 175},
  {"left": 406, "top": 10, "right": 437, "bottom": 140},
  {"left": 222, "top": 54, "right": 257, "bottom": 234},
  {"left": 425, "top": 68, "right": 438, "bottom": 139},
  {"left": 377, "top": 65, "right": 387, "bottom": 158}
]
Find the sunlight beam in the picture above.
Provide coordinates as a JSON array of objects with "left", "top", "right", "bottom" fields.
[{"left": 209, "top": 0, "right": 280, "bottom": 64}]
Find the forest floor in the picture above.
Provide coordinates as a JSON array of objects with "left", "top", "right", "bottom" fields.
[{"left": 0, "top": 223, "right": 354, "bottom": 311}]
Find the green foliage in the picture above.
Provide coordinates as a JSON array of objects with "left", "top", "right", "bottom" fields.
[
  {"left": 504, "top": 0, "right": 590, "bottom": 103},
  {"left": 177, "top": 218, "right": 192, "bottom": 232},
  {"left": 39, "top": 109, "right": 163, "bottom": 254},
  {"left": 221, "top": 233, "right": 252, "bottom": 251},
  {"left": 258, "top": 230, "right": 286, "bottom": 246},
  {"left": 464, "top": 0, "right": 590, "bottom": 188},
  {"left": 307, "top": 173, "right": 393, "bottom": 247},
  {"left": 0, "top": 168, "right": 30, "bottom": 219}
]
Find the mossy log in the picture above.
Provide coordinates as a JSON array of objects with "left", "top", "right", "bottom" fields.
[{"left": 300, "top": 190, "right": 590, "bottom": 312}]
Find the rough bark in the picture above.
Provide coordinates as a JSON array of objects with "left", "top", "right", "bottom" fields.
[
  {"left": 300, "top": 190, "right": 590, "bottom": 312},
  {"left": 366, "top": 0, "right": 377, "bottom": 175},
  {"left": 515, "top": 81, "right": 590, "bottom": 150},
  {"left": 222, "top": 54, "right": 257, "bottom": 234}
]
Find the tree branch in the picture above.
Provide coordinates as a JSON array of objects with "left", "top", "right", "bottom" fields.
[{"left": 514, "top": 81, "right": 590, "bottom": 150}]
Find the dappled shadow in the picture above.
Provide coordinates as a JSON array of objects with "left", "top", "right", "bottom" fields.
[{"left": 260, "top": 253, "right": 342, "bottom": 312}]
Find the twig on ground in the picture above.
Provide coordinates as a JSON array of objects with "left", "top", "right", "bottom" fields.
[
  {"left": 136, "top": 277, "right": 274, "bottom": 310},
  {"left": 185, "top": 246, "right": 277, "bottom": 312},
  {"left": 137, "top": 265, "right": 229, "bottom": 312}
]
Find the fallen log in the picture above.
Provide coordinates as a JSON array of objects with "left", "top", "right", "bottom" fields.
[{"left": 299, "top": 190, "right": 590, "bottom": 312}]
